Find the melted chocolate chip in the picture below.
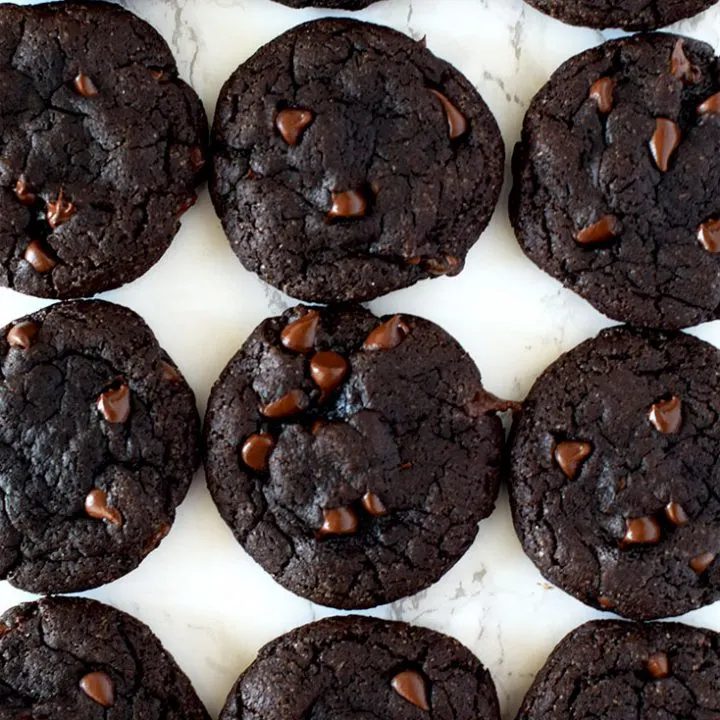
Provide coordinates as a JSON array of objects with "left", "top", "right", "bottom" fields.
[
  {"left": 363, "top": 315, "right": 409, "bottom": 351},
  {"left": 84, "top": 489, "right": 122, "bottom": 527},
  {"left": 589, "top": 77, "right": 615, "bottom": 114},
  {"left": 142, "top": 523, "right": 170, "bottom": 555},
  {"left": 646, "top": 652, "right": 670, "bottom": 679},
  {"left": 24, "top": 240, "right": 56, "bottom": 273},
  {"left": 7, "top": 321, "right": 39, "bottom": 350},
  {"left": 241, "top": 433, "right": 275, "bottom": 471},
  {"left": 690, "top": 552, "right": 715, "bottom": 574},
  {"left": 73, "top": 72, "right": 99, "bottom": 97},
  {"left": 428, "top": 89, "right": 468, "bottom": 140},
  {"left": 280, "top": 311, "right": 319, "bottom": 354},
  {"left": 650, "top": 119, "right": 681, "bottom": 173},
  {"left": 649, "top": 396, "right": 682, "bottom": 434},
  {"left": 261, "top": 389, "right": 308, "bottom": 418},
  {"left": 466, "top": 388, "right": 522, "bottom": 416},
  {"left": 671, "top": 40, "right": 700, "bottom": 85},
  {"left": 698, "top": 219, "right": 720, "bottom": 252},
  {"left": 391, "top": 670, "right": 430, "bottom": 711},
  {"left": 553, "top": 441, "right": 592, "bottom": 479},
  {"left": 698, "top": 92, "right": 720, "bottom": 116},
  {"left": 159, "top": 360, "right": 182, "bottom": 383},
  {"left": 97, "top": 384, "right": 131, "bottom": 424},
  {"left": 46, "top": 190, "right": 75, "bottom": 229},
  {"left": 664, "top": 500, "right": 689, "bottom": 527},
  {"left": 317, "top": 506, "right": 358, "bottom": 537},
  {"left": 149, "top": 67, "right": 168, "bottom": 82},
  {"left": 423, "top": 255, "right": 461, "bottom": 276},
  {"left": 598, "top": 596, "right": 613, "bottom": 610},
  {"left": 576, "top": 215, "right": 619, "bottom": 245},
  {"left": 622, "top": 516, "right": 662, "bottom": 546},
  {"left": 362, "top": 491, "right": 387, "bottom": 517},
  {"left": 327, "top": 190, "right": 367, "bottom": 220},
  {"left": 310, "top": 351, "right": 348, "bottom": 393},
  {"left": 79, "top": 671, "right": 115, "bottom": 707},
  {"left": 14, "top": 177, "right": 36, "bottom": 205},
  {"left": 275, "top": 108, "right": 314, "bottom": 145}
]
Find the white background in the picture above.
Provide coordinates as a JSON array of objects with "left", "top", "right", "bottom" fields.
[{"left": 2, "top": 0, "right": 720, "bottom": 717}]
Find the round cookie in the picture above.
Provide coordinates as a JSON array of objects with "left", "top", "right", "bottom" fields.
[
  {"left": 272, "top": 0, "right": 380, "bottom": 10},
  {"left": 522, "top": 0, "right": 718, "bottom": 30},
  {"left": 0, "top": 1, "right": 207, "bottom": 299},
  {"left": 509, "top": 326, "right": 720, "bottom": 620},
  {"left": 510, "top": 33, "right": 720, "bottom": 329},
  {"left": 210, "top": 18, "right": 504, "bottom": 304},
  {"left": 0, "top": 597, "right": 209, "bottom": 719},
  {"left": 517, "top": 620, "right": 720, "bottom": 719},
  {"left": 204, "top": 305, "right": 510, "bottom": 609},
  {"left": 0, "top": 300, "right": 200, "bottom": 594},
  {"left": 219, "top": 615, "right": 500, "bottom": 720}
]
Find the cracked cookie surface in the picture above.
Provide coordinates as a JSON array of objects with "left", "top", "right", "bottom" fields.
[
  {"left": 219, "top": 615, "right": 500, "bottom": 720},
  {"left": 0, "top": 300, "right": 200, "bottom": 594},
  {"left": 0, "top": 597, "right": 209, "bottom": 719},
  {"left": 0, "top": 1, "right": 207, "bottom": 299},
  {"left": 517, "top": 620, "right": 720, "bottom": 720},
  {"left": 210, "top": 18, "right": 504, "bottom": 303},
  {"left": 204, "top": 305, "right": 505, "bottom": 609},
  {"left": 510, "top": 33, "right": 720, "bottom": 329},
  {"left": 509, "top": 326, "right": 720, "bottom": 620}
]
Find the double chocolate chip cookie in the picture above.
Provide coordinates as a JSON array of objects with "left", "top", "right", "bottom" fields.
[
  {"left": 0, "top": 1, "right": 207, "bottom": 299},
  {"left": 219, "top": 615, "right": 500, "bottom": 720},
  {"left": 511, "top": 33, "right": 720, "bottom": 329},
  {"left": 0, "top": 300, "right": 200, "bottom": 594},
  {"left": 509, "top": 326, "right": 720, "bottom": 620},
  {"left": 518, "top": 620, "right": 720, "bottom": 719},
  {"left": 211, "top": 19, "right": 504, "bottom": 303},
  {"left": 0, "top": 597, "right": 209, "bottom": 719},
  {"left": 205, "top": 305, "right": 511, "bottom": 608}
]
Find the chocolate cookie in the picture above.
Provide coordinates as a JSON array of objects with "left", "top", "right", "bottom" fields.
[
  {"left": 272, "top": 0, "right": 380, "bottom": 10},
  {"left": 219, "top": 615, "right": 500, "bottom": 720},
  {"left": 517, "top": 620, "right": 720, "bottom": 719},
  {"left": 0, "top": 1, "right": 207, "bottom": 299},
  {"left": 0, "top": 300, "right": 200, "bottom": 594},
  {"left": 510, "top": 33, "right": 720, "bottom": 329},
  {"left": 522, "top": 0, "right": 718, "bottom": 30},
  {"left": 509, "top": 326, "right": 720, "bottom": 620},
  {"left": 204, "top": 305, "right": 510, "bottom": 608},
  {"left": 210, "top": 19, "right": 504, "bottom": 303},
  {"left": 0, "top": 596, "right": 209, "bottom": 719}
]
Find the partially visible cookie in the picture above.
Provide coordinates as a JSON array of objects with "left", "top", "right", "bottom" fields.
[
  {"left": 0, "top": 300, "right": 200, "bottom": 594},
  {"left": 509, "top": 326, "right": 720, "bottom": 620},
  {"left": 511, "top": 33, "right": 720, "bottom": 329},
  {"left": 0, "top": 597, "right": 209, "bottom": 719},
  {"left": 0, "top": 1, "right": 207, "bottom": 299},
  {"left": 517, "top": 620, "right": 720, "bottom": 719},
  {"left": 205, "top": 305, "right": 510, "bottom": 609},
  {"left": 271, "top": 0, "right": 380, "bottom": 10},
  {"left": 219, "top": 615, "right": 500, "bottom": 720},
  {"left": 211, "top": 18, "right": 504, "bottom": 303}
]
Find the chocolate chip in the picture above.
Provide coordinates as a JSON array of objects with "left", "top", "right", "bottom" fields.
[
  {"left": 576, "top": 215, "right": 619, "bottom": 245},
  {"left": 646, "top": 652, "right": 670, "bottom": 679},
  {"left": 261, "top": 389, "right": 308, "bottom": 418},
  {"left": 690, "top": 552, "right": 715, "bottom": 574},
  {"left": 97, "top": 384, "right": 131, "bottom": 424},
  {"left": 159, "top": 360, "right": 182, "bottom": 383},
  {"left": 275, "top": 108, "right": 314, "bottom": 145},
  {"left": 698, "top": 219, "right": 720, "bottom": 252},
  {"left": 79, "top": 671, "right": 115, "bottom": 707},
  {"left": 24, "top": 240, "right": 56, "bottom": 273},
  {"left": 281, "top": 311, "right": 319, "bottom": 353},
  {"left": 649, "top": 395, "right": 682, "bottom": 434},
  {"left": 189, "top": 146, "right": 205, "bottom": 171},
  {"left": 73, "top": 72, "right": 99, "bottom": 97},
  {"left": 664, "top": 500, "right": 689, "bottom": 527},
  {"left": 466, "top": 388, "right": 522, "bottom": 416},
  {"left": 46, "top": 190, "right": 75, "bottom": 229},
  {"left": 362, "top": 491, "right": 387, "bottom": 517},
  {"left": 84, "top": 489, "right": 122, "bottom": 527},
  {"left": 363, "top": 315, "right": 409, "bottom": 351},
  {"left": 670, "top": 40, "right": 700, "bottom": 85},
  {"left": 142, "top": 523, "right": 170, "bottom": 555},
  {"left": 241, "top": 433, "right": 275, "bottom": 471},
  {"left": 391, "top": 670, "right": 430, "bottom": 711},
  {"left": 622, "top": 516, "right": 662, "bottom": 546},
  {"left": 7, "top": 321, "right": 39, "bottom": 350},
  {"left": 310, "top": 351, "right": 348, "bottom": 393},
  {"left": 424, "top": 255, "right": 461, "bottom": 276},
  {"left": 14, "top": 177, "right": 36, "bottom": 205},
  {"left": 598, "top": 596, "right": 613, "bottom": 610},
  {"left": 589, "top": 77, "right": 615, "bottom": 114},
  {"left": 650, "top": 119, "right": 681, "bottom": 173},
  {"left": 327, "top": 190, "right": 367, "bottom": 220},
  {"left": 553, "top": 441, "right": 592, "bottom": 479},
  {"left": 317, "top": 506, "right": 358, "bottom": 537},
  {"left": 698, "top": 92, "right": 720, "bottom": 116},
  {"left": 428, "top": 89, "right": 468, "bottom": 140},
  {"left": 0, "top": 623, "right": 10, "bottom": 637}
]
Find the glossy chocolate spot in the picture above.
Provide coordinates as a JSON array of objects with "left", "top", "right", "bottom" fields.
[
  {"left": 429, "top": 89, "right": 468, "bottom": 140},
  {"left": 73, "top": 72, "right": 99, "bottom": 97},
  {"left": 310, "top": 351, "right": 348, "bottom": 393},
  {"left": 598, "top": 596, "right": 613, "bottom": 610},
  {"left": 363, "top": 315, "right": 409, "bottom": 351},
  {"left": 391, "top": 670, "right": 430, "bottom": 711},
  {"left": 7, "top": 321, "right": 38, "bottom": 350},
  {"left": 159, "top": 360, "right": 182, "bottom": 383},
  {"left": 698, "top": 219, "right": 720, "bottom": 252},
  {"left": 649, "top": 396, "right": 682, "bottom": 434},
  {"left": 97, "top": 384, "right": 131, "bottom": 424},
  {"left": 466, "top": 388, "right": 522, "bottom": 416},
  {"left": 281, "top": 311, "right": 319, "bottom": 354},
  {"left": 24, "top": 240, "right": 56, "bottom": 273},
  {"left": 646, "top": 652, "right": 670, "bottom": 679},
  {"left": 424, "top": 255, "right": 461, "bottom": 276},
  {"left": 362, "top": 491, "right": 387, "bottom": 517},
  {"left": 327, "top": 190, "right": 367, "bottom": 220},
  {"left": 690, "top": 552, "right": 715, "bottom": 574},
  {"left": 275, "top": 108, "right": 314, "bottom": 145},
  {"left": 664, "top": 500, "right": 689, "bottom": 527},
  {"left": 671, "top": 40, "right": 700, "bottom": 85},
  {"left": 85, "top": 489, "right": 122, "bottom": 527},
  {"left": 589, "top": 77, "right": 615, "bottom": 114},
  {"left": 14, "top": 177, "right": 36, "bottom": 205},
  {"left": 553, "top": 441, "right": 592, "bottom": 479},
  {"left": 317, "top": 506, "right": 358, "bottom": 537},
  {"left": 261, "top": 389, "right": 308, "bottom": 418},
  {"left": 79, "top": 671, "right": 115, "bottom": 707},
  {"left": 576, "top": 215, "right": 619, "bottom": 245},
  {"left": 150, "top": 67, "right": 168, "bottom": 82},
  {"left": 143, "top": 523, "right": 170, "bottom": 554},
  {"left": 46, "top": 190, "right": 75, "bottom": 229},
  {"left": 622, "top": 516, "right": 662, "bottom": 546},
  {"left": 698, "top": 92, "right": 720, "bottom": 116},
  {"left": 650, "top": 119, "right": 681, "bottom": 173},
  {"left": 241, "top": 433, "right": 275, "bottom": 471}
]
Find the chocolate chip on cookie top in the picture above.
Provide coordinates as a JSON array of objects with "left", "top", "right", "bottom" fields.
[
  {"left": 509, "top": 326, "right": 720, "bottom": 620},
  {"left": 204, "top": 305, "right": 511, "bottom": 608},
  {"left": 210, "top": 18, "right": 504, "bottom": 303},
  {"left": 511, "top": 34, "right": 720, "bottom": 329}
]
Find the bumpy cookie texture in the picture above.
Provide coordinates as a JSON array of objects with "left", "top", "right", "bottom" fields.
[
  {"left": 219, "top": 615, "right": 500, "bottom": 720},
  {"left": 210, "top": 19, "right": 504, "bottom": 303},
  {"left": 0, "top": 1, "right": 207, "bottom": 299},
  {"left": 517, "top": 620, "right": 720, "bottom": 719},
  {"left": 204, "top": 305, "right": 506, "bottom": 608},
  {"left": 522, "top": 0, "right": 718, "bottom": 30},
  {"left": 0, "top": 597, "right": 209, "bottom": 719},
  {"left": 509, "top": 326, "right": 720, "bottom": 620},
  {"left": 511, "top": 33, "right": 720, "bottom": 329},
  {"left": 0, "top": 300, "right": 200, "bottom": 593}
]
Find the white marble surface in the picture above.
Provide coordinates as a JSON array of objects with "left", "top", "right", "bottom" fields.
[{"left": 3, "top": 0, "right": 720, "bottom": 717}]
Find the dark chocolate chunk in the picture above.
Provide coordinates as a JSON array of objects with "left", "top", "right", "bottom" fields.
[
  {"left": 275, "top": 108, "right": 314, "bottom": 145},
  {"left": 391, "top": 670, "right": 430, "bottom": 711}
]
